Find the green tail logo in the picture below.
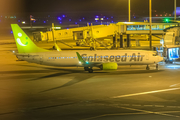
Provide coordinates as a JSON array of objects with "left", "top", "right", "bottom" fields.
[
  {"left": 11, "top": 24, "right": 49, "bottom": 53},
  {"left": 16, "top": 33, "right": 28, "bottom": 46}
]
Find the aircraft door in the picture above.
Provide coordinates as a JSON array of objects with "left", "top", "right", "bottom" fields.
[
  {"left": 39, "top": 55, "right": 43, "bottom": 64},
  {"left": 146, "top": 54, "right": 149, "bottom": 60}
]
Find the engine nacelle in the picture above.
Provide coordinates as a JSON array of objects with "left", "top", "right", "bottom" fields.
[{"left": 100, "top": 62, "right": 118, "bottom": 70}]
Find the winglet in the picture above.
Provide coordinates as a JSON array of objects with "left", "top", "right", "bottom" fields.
[{"left": 76, "top": 52, "right": 85, "bottom": 63}]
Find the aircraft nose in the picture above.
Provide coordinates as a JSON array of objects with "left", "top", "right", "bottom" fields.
[{"left": 159, "top": 56, "right": 164, "bottom": 62}]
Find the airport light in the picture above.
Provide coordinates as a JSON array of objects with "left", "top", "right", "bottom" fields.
[
  {"left": 128, "top": 0, "right": 131, "bottom": 22},
  {"left": 149, "top": 0, "right": 152, "bottom": 49},
  {"left": 165, "top": 18, "right": 169, "bottom": 23},
  {"left": 53, "top": 27, "right": 61, "bottom": 29},
  {"left": 58, "top": 17, "right": 62, "bottom": 20},
  {"left": 175, "top": 0, "right": 176, "bottom": 20}
]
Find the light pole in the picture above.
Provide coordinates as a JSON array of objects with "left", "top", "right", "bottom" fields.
[
  {"left": 149, "top": 0, "right": 152, "bottom": 49},
  {"left": 128, "top": 0, "right": 131, "bottom": 22},
  {"left": 175, "top": 0, "right": 176, "bottom": 21}
]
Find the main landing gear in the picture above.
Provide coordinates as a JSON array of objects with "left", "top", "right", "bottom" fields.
[
  {"left": 84, "top": 67, "right": 93, "bottom": 73},
  {"left": 146, "top": 65, "right": 150, "bottom": 70},
  {"left": 146, "top": 64, "right": 159, "bottom": 70}
]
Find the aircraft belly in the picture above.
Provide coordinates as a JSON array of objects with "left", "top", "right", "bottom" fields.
[
  {"left": 116, "top": 60, "right": 153, "bottom": 65},
  {"left": 43, "top": 59, "right": 79, "bottom": 67}
]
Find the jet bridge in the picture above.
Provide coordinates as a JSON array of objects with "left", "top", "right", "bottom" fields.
[
  {"left": 33, "top": 22, "right": 179, "bottom": 50},
  {"left": 160, "top": 27, "right": 180, "bottom": 63}
]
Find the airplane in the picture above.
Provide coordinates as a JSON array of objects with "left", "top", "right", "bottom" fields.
[{"left": 11, "top": 24, "right": 164, "bottom": 73}]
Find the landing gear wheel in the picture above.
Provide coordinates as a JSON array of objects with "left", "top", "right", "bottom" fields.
[
  {"left": 146, "top": 65, "right": 150, "bottom": 70},
  {"left": 76, "top": 42, "right": 80, "bottom": 46},
  {"left": 90, "top": 47, "right": 94, "bottom": 50},
  {"left": 99, "top": 65, "right": 103, "bottom": 70},
  {"left": 156, "top": 64, "right": 159, "bottom": 70},
  {"left": 84, "top": 67, "right": 89, "bottom": 71},
  {"left": 88, "top": 69, "right": 93, "bottom": 73}
]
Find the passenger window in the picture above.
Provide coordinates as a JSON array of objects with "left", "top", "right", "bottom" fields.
[{"left": 53, "top": 57, "right": 54, "bottom": 59}]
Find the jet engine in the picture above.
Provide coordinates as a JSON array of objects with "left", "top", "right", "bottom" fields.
[{"left": 100, "top": 62, "right": 118, "bottom": 70}]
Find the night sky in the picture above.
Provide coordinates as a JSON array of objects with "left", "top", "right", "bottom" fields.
[{"left": 1, "top": 0, "right": 180, "bottom": 15}]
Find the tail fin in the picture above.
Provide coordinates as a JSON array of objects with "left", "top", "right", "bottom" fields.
[{"left": 11, "top": 24, "right": 49, "bottom": 53}]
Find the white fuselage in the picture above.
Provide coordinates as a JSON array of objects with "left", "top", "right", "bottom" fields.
[{"left": 16, "top": 50, "right": 163, "bottom": 67}]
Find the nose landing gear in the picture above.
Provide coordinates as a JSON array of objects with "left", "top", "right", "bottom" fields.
[
  {"left": 156, "top": 64, "right": 159, "bottom": 70},
  {"left": 146, "top": 65, "right": 150, "bottom": 70}
]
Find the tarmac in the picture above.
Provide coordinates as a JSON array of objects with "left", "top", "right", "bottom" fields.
[{"left": 1, "top": 34, "right": 180, "bottom": 120}]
